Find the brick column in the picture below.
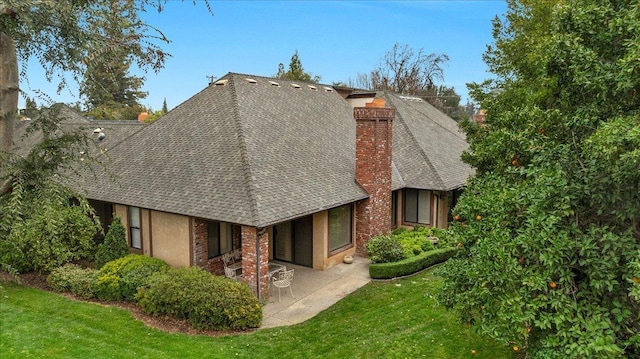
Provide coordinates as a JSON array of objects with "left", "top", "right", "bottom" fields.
[
  {"left": 354, "top": 100, "right": 395, "bottom": 256},
  {"left": 241, "top": 225, "right": 269, "bottom": 299}
]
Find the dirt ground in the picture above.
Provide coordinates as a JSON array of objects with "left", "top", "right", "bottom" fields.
[{"left": 1, "top": 271, "right": 251, "bottom": 337}]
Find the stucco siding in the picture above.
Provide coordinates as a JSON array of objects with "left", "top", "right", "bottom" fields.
[{"left": 150, "top": 211, "right": 191, "bottom": 267}]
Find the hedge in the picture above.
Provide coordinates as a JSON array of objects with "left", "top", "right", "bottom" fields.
[
  {"left": 136, "top": 266, "right": 262, "bottom": 330},
  {"left": 94, "top": 254, "right": 170, "bottom": 301},
  {"left": 369, "top": 247, "right": 459, "bottom": 279}
]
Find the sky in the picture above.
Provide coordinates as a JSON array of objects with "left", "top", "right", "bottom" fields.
[{"left": 21, "top": 0, "right": 508, "bottom": 112}]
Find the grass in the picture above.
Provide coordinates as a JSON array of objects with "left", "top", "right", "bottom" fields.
[{"left": 0, "top": 269, "right": 512, "bottom": 358}]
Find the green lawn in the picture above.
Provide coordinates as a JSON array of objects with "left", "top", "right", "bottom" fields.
[{"left": 1, "top": 269, "right": 512, "bottom": 358}]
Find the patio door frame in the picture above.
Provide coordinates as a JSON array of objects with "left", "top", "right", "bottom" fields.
[{"left": 273, "top": 215, "right": 313, "bottom": 267}]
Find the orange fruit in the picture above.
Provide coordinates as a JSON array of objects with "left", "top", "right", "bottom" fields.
[
  {"left": 471, "top": 349, "right": 477, "bottom": 355},
  {"left": 549, "top": 281, "right": 557, "bottom": 289},
  {"left": 476, "top": 215, "right": 482, "bottom": 221},
  {"left": 512, "top": 159, "right": 518, "bottom": 166},
  {"left": 453, "top": 214, "right": 460, "bottom": 221},
  {"left": 632, "top": 276, "right": 638, "bottom": 284},
  {"left": 513, "top": 346, "right": 519, "bottom": 352}
]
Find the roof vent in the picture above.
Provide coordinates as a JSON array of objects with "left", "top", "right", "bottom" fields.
[
  {"left": 290, "top": 83, "right": 301, "bottom": 89},
  {"left": 323, "top": 87, "right": 333, "bottom": 92},
  {"left": 214, "top": 79, "right": 228, "bottom": 86},
  {"left": 307, "top": 85, "right": 317, "bottom": 91},
  {"left": 245, "top": 78, "right": 257, "bottom": 84},
  {"left": 269, "top": 81, "right": 280, "bottom": 87}
]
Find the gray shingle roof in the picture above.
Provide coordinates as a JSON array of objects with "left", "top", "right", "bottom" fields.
[
  {"left": 13, "top": 105, "right": 147, "bottom": 159},
  {"left": 81, "top": 73, "right": 368, "bottom": 227},
  {"left": 383, "top": 92, "right": 473, "bottom": 191}
]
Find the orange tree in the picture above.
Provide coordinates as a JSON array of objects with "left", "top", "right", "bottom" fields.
[{"left": 437, "top": 0, "right": 640, "bottom": 357}]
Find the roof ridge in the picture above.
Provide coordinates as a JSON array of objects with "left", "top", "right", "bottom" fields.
[
  {"left": 227, "top": 76, "right": 261, "bottom": 227},
  {"left": 385, "top": 93, "right": 447, "bottom": 190}
]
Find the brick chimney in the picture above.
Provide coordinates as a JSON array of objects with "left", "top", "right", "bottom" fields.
[{"left": 354, "top": 98, "right": 395, "bottom": 256}]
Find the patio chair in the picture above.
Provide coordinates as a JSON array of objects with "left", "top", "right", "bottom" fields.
[
  {"left": 222, "top": 252, "right": 234, "bottom": 267},
  {"left": 271, "top": 268, "right": 295, "bottom": 302},
  {"left": 224, "top": 266, "right": 243, "bottom": 281}
]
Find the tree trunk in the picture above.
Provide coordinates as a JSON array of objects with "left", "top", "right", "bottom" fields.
[{"left": 1, "top": 31, "right": 19, "bottom": 153}]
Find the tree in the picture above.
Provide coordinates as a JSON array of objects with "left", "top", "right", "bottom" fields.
[
  {"left": 0, "top": 1, "right": 211, "bottom": 272},
  {"left": 346, "top": 44, "right": 470, "bottom": 118},
  {"left": 162, "top": 98, "right": 168, "bottom": 113},
  {"left": 438, "top": 1, "right": 640, "bottom": 357},
  {"left": 364, "top": 43, "right": 449, "bottom": 95},
  {"left": 80, "top": 1, "right": 149, "bottom": 121},
  {"left": 275, "top": 50, "right": 321, "bottom": 83},
  {"left": 95, "top": 217, "right": 129, "bottom": 269}
]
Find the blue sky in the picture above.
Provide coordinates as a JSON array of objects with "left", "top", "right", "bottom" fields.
[{"left": 22, "top": 0, "right": 507, "bottom": 112}]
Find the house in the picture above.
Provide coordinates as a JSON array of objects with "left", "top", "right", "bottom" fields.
[{"left": 65, "top": 72, "right": 472, "bottom": 299}]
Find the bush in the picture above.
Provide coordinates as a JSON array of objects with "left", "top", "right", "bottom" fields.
[
  {"left": 369, "top": 247, "right": 459, "bottom": 279},
  {"left": 0, "top": 199, "right": 99, "bottom": 273},
  {"left": 47, "top": 264, "right": 98, "bottom": 299},
  {"left": 136, "top": 267, "right": 262, "bottom": 330},
  {"left": 94, "top": 254, "right": 169, "bottom": 301},
  {"left": 396, "top": 226, "right": 435, "bottom": 256},
  {"left": 94, "top": 217, "right": 129, "bottom": 269},
  {"left": 365, "top": 234, "right": 405, "bottom": 263}
]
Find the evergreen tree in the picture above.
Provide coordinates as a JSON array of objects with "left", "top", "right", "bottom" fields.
[
  {"left": 275, "top": 50, "right": 321, "bottom": 83},
  {"left": 80, "top": 1, "right": 148, "bottom": 120},
  {"left": 95, "top": 217, "right": 129, "bottom": 269},
  {"left": 162, "top": 98, "right": 168, "bottom": 113}
]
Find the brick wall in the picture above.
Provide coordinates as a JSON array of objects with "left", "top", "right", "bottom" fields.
[
  {"left": 241, "top": 225, "right": 270, "bottom": 299},
  {"left": 354, "top": 105, "right": 395, "bottom": 256},
  {"left": 192, "top": 218, "right": 242, "bottom": 275}
]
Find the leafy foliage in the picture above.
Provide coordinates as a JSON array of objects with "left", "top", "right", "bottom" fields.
[
  {"left": 438, "top": 1, "right": 640, "bottom": 357},
  {"left": 95, "top": 217, "right": 130, "bottom": 269},
  {"left": 94, "top": 254, "right": 169, "bottom": 301},
  {"left": 47, "top": 264, "right": 99, "bottom": 300},
  {"left": 136, "top": 266, "right": 262, "bottom": 330},
  {"left": 365, "top": 234, "right": 405, "bottom": 264},
  {"left": 0, "top": 106, "right": 103, "bottom": 274},
  {"left": 394, "top": 225, "right": 436, "bottom": 256}
]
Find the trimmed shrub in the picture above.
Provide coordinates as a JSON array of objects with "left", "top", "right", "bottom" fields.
[
  {"left": 369, "top": 247, "right": 459, "bottom": 279},
  {"left": 366, "top": 234, "right": 406, "bottom": 263},
  {"left": 136, "top": 267, "right": 262, "bottom": 330},
  {"left": 396, "top": 226, "right": 435, "bottom": 256},
  {"left": 95, "top": 254, "right": 169, "bottom": 301},
  {"left": 47, "top": 264, "right": 98, "bottom": 299},
  {"left": 94, "top": 217, "right": 129, "bottom": 269}
]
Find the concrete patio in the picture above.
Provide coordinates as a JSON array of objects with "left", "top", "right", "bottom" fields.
[{"left": 260, "top": 256, "right": 371, "bottom": 328}]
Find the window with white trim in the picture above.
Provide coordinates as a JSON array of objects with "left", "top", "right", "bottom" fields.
[{"left": 128, "top": 206, "right": 142, "bottom": 250}]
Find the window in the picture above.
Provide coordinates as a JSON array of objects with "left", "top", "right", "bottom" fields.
[
  {"left": 128, "top": 207, "right": 142, "bottom": 250},
  {"left": 329, "top": 204, "right": 353, "bottom": 253},
  {"left": 404, "top": 189, "right": 431, "bottom": 225},
  {"left": 207, "top": 221, "right": 232, "bottom": 258}
]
